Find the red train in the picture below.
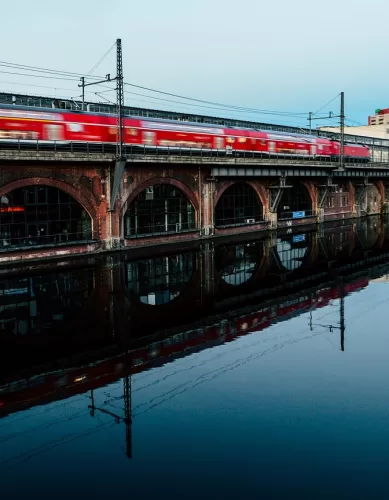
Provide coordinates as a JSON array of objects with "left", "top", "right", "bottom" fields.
[{"left": 0, "top": 104, "right": 370, "bottom": 162}]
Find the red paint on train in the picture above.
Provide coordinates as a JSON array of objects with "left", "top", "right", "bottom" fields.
[{"left": 0, "top": 104, "right": 370, "bottom": 162}]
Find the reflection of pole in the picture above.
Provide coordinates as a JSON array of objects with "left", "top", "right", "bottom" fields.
[
  {"left": 88, "top": 351, "right": 132, "bottom": 459},
  {"left": 339, "top": 277, "right": 345, "bottom": 351},
  {"left": 89, "top": 390, "right": 95, "bottom": 417},
  {"left": 123, "top": 374, "right": 132, "bottom": 458}
]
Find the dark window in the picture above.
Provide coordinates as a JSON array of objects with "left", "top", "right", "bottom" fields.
[
  {"left": 277, "top": 183, "right": 312, "bottom": 218},
  {"left": 124, "top": 184, "right": 196, "bottom": 237},
  {"left": 0, "top": 186, "right": 92, "bottom": 249},
  {"left": 215, "top": 183, "right": 263, "bottom": 227}
]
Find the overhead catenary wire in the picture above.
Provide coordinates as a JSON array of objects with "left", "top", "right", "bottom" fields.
[{"left": 86, "top": 42, "right": 116, "bottom": 77}]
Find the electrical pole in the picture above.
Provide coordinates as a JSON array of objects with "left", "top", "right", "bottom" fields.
[
  {"left": 339, "top": 91, "right": 345, "bottom": 172},
  {"left": 116, "top": 38, "right": 124, "bottom": 162},
  {"left": 308, "top": 111, "right": 312, "bottom": 135},
  {"left": 78, "top": 74, "right": 113, "bottom": 110},
  {"left": 80, "top": 77, "right": 85, "bottom": 111},
  {"left": 109, "top": 38, "right": 126, "bottom": 213}
]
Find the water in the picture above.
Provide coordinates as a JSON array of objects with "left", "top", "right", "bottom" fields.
[{"left": 2, "top": 216, "right": 389, "bottom": 499}]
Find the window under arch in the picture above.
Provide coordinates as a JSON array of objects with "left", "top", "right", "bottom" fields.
[
  {"left": 215, "top": 183, "right": 263, "bottom": 227},
  {"left": 0, "top": 186, "right": 92, "bottom": 249},
  {"left": 124, "top": 184, "right": 196, "bottom": 237},
  {"left": 277, "top": 183, "right": 312, "bottom": 219}
]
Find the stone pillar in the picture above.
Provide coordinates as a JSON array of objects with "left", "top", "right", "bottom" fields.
[
  {"left": 267, "top": 212, "right": 278, "bottom": 229},
  {"left": 201, "top": 176, "right": 215, "bottom": 237},
  {"left": 317, "top": 208, "right": 325, "bottom": 223}
]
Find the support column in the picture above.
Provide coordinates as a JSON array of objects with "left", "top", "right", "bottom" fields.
[
  {"left": 201, "top": 175, "right": 215, "bottom": 237},
  {"left": 267, "top": 212, "right": 278, "bottom": 229},
  {"left": 104, "top": 165, "right": 122, "bottom": 250}
]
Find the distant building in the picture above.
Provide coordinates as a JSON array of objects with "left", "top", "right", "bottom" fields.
[{"left": 319, "top": 108, "right": 389, "bottom": 140}]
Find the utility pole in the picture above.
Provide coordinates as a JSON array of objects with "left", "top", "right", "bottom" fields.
[
  {"left": 78, "top": 74, "right": 113, "bottom": 111},
  {"left": 308, "top": 111, "right": 312, "bottom": 135},
  {"left": 109, "top": 38, "right": 126, "bottom": 213},
  {"left": 80, "top": 77, "right": 85, "bottom": 111},
  {"left": 339, "top": 91, "right": 345, "bottom": 172},
  {"left": 116, "top": 38, "right": 124, "bottom": 162}
]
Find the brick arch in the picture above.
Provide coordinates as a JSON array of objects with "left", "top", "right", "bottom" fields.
[
  {"left": 373, "top": 180, "right": 385, "bottom": 206},
  {"left": 0, "top": 177, "right": 99, "bottom": 239},
  {"left": 300, "top": 180, "right": 315, "bottom": 209},
  {"left": 121, "top": 177, "right": 199, "bottom": 217},
  {"left": 214, "top": 180, "right": 266, "bottom": 209}
]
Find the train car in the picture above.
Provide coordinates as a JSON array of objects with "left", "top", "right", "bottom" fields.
[
  {"left": 0, "top": 103, "right": 372, "bottom": 163},
  {"left": 329, "top": 140, "right": 370, "bottom": 163}
]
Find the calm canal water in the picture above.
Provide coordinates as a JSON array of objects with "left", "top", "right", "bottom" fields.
[{"left": 2, "top": 216, "right": 389, "bottom": 499}]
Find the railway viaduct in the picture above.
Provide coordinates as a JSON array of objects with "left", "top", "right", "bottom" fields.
[{"left": 1, "top": 144, "right": 389, "bottom": 264}]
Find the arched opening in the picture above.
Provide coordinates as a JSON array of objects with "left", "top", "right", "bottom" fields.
[
  {"left": 0, "top": 186, "right": 92, "bottom": 249},
  {"left": 277, "top": 183, "right": 312, "bottom": 219},
  {"left": 124, "top": 184, "right": 196, "bottom": 237},
  {"left": 215, "top": 241, "right": 263, "bottom": 286},
  {"left": 215, "top": 183, "right": 263, "bottom": 227},
  {"left": 125, "top": 252, "right": 196, "bottom": 305}
]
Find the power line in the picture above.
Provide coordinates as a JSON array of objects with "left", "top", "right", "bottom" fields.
[
  {"left": 0, "top": 69, "right": 78, "bottom": 82},
  {"left": 312, "top": 93, "right": 341, "bottom": 116},
  {"left": 123, "top": 82, "right": 308, "bottom": 117},
  {"left": 0, "top": 61, "right": 103, "bottom": 80},
  {"left": 86, "top": 42, "right": 116, "bottom": 77}
]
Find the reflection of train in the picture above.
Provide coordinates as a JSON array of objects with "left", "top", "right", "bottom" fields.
[
  {"left": 0, "top": 277, "right": 368, "bottom": 415},
  {"left": 0, "top": 104, "right": 370, "bottom": 162}
]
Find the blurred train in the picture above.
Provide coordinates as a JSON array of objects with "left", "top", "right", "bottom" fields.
[
  {"left": 0, "top": 104, "right": 371, "bottom": 162},
  {"left": 0, "top": 277, "right": 368, "bottom": 416}
]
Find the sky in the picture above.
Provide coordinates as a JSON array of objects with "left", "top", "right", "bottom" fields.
[{"left": 0, "top": 0, "right": 387, "bottom": 128}]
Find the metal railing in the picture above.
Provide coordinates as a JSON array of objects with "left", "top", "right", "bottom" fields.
[
  {"left": 0, "top": 231, "right": 94, "bottom": 252},
  {"left": 1, "top": 140, "right": 389, "bottom": 167}
]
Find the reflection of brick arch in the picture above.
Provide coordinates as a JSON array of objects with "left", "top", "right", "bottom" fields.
[
  {"left": 214, "top": 247, "right": 268, "bottom": 295},
  {"left": 121, "top": 177, "right": 199, "bottom": 217},
  {"left": 214, "top": 180, "right": 266, "bottom": 209},
  {"left": 127, "top": 268, "right": 201, "bottom": 323},
  {"left": 0, "top": 178, "right": 99, "bottom": 238},
  {"left": 271, "top": 236, "right": 314, "bottom": 273}
]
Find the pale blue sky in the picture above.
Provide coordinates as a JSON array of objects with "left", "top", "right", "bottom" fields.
[{"left": 0, "top": 0, "right": 387, "bottom": 128}]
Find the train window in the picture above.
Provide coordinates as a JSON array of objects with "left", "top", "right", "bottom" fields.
[
  {"left": 214, "top": 137, "right": 224, "bottom": 149},
  {"left": 44, "top": 124, "right": 64, "bottom": 141},
  {"left": 67, "top": 123, "right": 84, "bottom": 133},
  {"left": 143, "top": 131, "right": 156, "bottom": 145}
]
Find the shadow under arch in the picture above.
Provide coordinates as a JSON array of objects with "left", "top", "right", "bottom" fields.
[
  {"left": 277, "top": 181, "right": 312, "bottom": 218},
  {"left": 0, "top": 178, "right": 99, "bottom": 241},
  {"left": 214, "top": 182, "right": 264, "bottom": 227},
  {"left": 121, "top": 178, "right": 199, "bottom": 238}
]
